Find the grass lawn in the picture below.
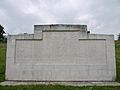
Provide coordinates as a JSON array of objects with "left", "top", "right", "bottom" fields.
[
  {"left": 0, "top": 42, "right": 6, "bottom": 82},
  {"left": 0, "top": 41, "right": 120, "bottom": 90},
  {"left": 115, "top": 40, "right": 120, "bottom": 82},
  {"left": 0, "top": 85, "right": 120, "bottom": 90}
]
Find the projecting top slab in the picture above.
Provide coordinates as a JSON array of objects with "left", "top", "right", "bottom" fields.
[{"left": 34, "top": 24, "right": 87, "bottom": 32}]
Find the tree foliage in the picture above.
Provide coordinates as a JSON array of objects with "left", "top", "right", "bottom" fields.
[
  {"left": 118, "top": 33, "right": 120, "bottom": 40},
  {"left": 0, "top": 25, "right": 5, "bottom": 42}
]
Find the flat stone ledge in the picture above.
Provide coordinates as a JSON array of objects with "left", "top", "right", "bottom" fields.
[
  {"left": 34, "top": 24, "right": 87, "bottom": 31},
  {"left": 0, "top": 81, "right": 120, "bottom": 86}
]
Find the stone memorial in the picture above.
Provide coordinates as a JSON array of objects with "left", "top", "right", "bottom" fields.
[{"left": 6, "top": 24, "right": 116, "bottom": 81}]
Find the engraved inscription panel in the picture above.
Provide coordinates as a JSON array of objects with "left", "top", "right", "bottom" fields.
[{"left": 16, "top": 32, "right": 106, "bottom": 65}]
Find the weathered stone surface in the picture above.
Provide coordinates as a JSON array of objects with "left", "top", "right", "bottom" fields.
[
  {"left": 1, "top": 81, "right": 120, "bottom": 86},
  {"left": 6, "top": 24, "right": 116, "bottom": 81}
]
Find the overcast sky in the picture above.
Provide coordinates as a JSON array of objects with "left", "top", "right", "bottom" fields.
[{"left": 0, "top": 0, "right": 120, "bottom": 39}]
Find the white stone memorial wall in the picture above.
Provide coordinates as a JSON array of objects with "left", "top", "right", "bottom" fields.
[{"left": 6, "top": 25, "right": 116, "bottom": 81}]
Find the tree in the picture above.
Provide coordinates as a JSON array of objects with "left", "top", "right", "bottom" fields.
[
  {"left": 118, "top": 33, "right": 120, "bottom": 40},
  {"left": 0, "top": 25, "right": 5, "bottom": 42}
]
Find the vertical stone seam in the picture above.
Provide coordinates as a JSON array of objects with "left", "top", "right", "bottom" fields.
[{"left": 14, "top": 39, "right": 16, "bottom": 64}]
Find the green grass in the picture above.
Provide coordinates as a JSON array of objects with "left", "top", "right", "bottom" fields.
[
  {"left": 0, "top": 42, "right": 6, "bottom": 82},
  {"left": 0, "top": 85, "right": 120, "bottom": 90},
  {"left": 115, "top": 40, "right": 120, "bottom": 82},
  {"left": 0, "top": 41, "right": 120, "bottom": 90}
]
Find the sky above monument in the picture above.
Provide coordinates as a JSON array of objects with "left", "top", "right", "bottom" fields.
[{"left": 0, "top": 0, "right": 120, "bottom": 39}]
